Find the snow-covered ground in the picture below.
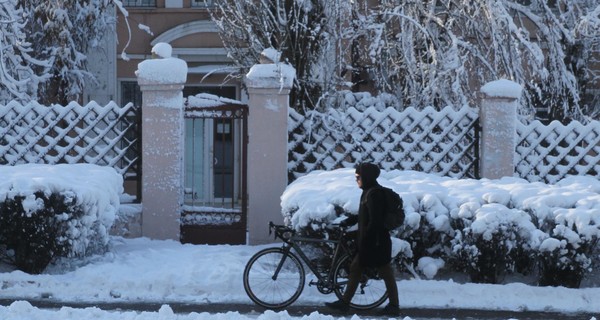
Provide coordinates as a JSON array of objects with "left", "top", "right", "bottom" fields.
[
  {"left": 1, "top": 167, "right": 600, "bottom": 319},
  {"left": 1, "top": 237, "right": 599, "bottom": 319}
]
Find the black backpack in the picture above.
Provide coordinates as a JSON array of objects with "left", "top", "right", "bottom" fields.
[{"left": 369, "top": 186, "right": 405, "bottom": 230}]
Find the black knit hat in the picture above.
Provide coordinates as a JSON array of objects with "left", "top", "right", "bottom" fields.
[{"left": 355, "top": 162, "right": 380, "bottom": 188}]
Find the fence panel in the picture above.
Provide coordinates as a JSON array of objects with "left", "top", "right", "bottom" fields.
[
  {"left": 288, "top": 106, "right": 479, "bottom": 180},
  {"left": 516, "top": 120, "right": 600, "bottom": 184},
  {"left": 0, "top": 100, "right": 141, "bottom": 183}
]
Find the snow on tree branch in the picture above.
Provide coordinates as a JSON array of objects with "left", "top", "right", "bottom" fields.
[
  {"left": 212, "top": 0, "right": 599, "bottom": 122},
  {"left": 0, "top": 0, "right": 50, "bottom": 103}
]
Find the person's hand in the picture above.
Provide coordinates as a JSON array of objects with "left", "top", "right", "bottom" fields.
[
  {"left": 331, "top": 215, "right": 348, "bottom": 228},
  {"left": 339, "top": 219, "right": 348, "bottom": 228}
]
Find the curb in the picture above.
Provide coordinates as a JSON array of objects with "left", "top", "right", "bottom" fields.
[{"left": 0, "top": 298, "right": 595, "bottom": 320}]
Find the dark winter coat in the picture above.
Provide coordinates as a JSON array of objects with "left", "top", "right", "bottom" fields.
[
  {"left": 355, "top": 184, "right": 392, "bottom": 267},
  {"left": 348, "top": 162, "right": 392, "bottom": 268}
]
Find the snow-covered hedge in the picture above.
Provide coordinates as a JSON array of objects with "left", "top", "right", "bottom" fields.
[
  {"left": 281, "top": 169, "right": 600, "bottom": 287},
  {"left": 0, "top": 164, "right": 122, "bottom": 273}
]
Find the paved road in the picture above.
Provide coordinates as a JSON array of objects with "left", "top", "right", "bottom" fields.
[{"left": 0, "top": 298, "right": 596, "bottom": 319}]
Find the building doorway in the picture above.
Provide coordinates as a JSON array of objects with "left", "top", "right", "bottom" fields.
[{"left": 181, "top": 87, "right": 248, "bottom": 244}]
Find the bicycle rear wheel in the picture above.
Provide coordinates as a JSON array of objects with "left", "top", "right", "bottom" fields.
[
  {"left": 332, "top": 254, "right": 388, "bottom": 310},
  {"left": 243, "top": 247, "right": 305, "bottom": 309}
]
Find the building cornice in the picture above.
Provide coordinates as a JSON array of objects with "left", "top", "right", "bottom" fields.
[{"left": 151, "top": 20, "right": 218, "bottom": 45}]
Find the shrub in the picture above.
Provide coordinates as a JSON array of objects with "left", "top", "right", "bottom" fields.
[
  {"left": 449, "top": 204, "right": 535, "bottom": 284},
  {"left": 536, "top": 225, "right": 598, "bottom": 288},
  {"left": 281, "top": 170, "right": 600, "bottom": 287},
  {"left": 402, "top": 213, "right": 453, "bottom": 267},
  {"left": 400, "top": 194, "right": 455, "bottom": 266},
  {"left": 452, "top": 231, "right": 515, "bottom": 283},
  {"left": 0, "top": 191, "right": 107, "bottom": 274}
]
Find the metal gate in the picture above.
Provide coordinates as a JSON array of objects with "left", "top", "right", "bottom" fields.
[{"left": 181, "top": 101, "right": 248, "bottom": 244}]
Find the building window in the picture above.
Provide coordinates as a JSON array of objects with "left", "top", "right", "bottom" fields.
[
  {"left": 123, "top": 0, "right": 156, "bottom": 7},
  {"left": 120, "top": 81, "right": 142, "bottom": 107},
  {"left": 191, "top": 0, "right": 214, "bottom": 8}
]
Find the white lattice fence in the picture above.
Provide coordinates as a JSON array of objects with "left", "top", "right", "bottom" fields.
[
  {"left": 0, "top": 101, "right": 140, "bottom": 179},
  {"left": 288, "top": 106, "right": 479, "bottom": 180},
  {"left": 516, "top": 120, "right": 600, "bottom": 184}
]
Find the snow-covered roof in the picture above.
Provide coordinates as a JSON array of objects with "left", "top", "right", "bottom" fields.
[{"left": 186, "top": 93, "right": 243, "bottom": 108}]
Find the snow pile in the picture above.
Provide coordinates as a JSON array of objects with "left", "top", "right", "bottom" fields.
[
  {"left": 246, "top": 48, "right": 296, "bottom": 90},
  {"left": 480, "top": 79, "right": 523, "bottom": 99},
  {"left": 260, "top": 47, "right": 282, "bottom": 63},
  {"left": 136, "top": 43, "right": 187, "bottom": 89},
  {"left": 151, "top": 42, "right": 172, "bottom": 59}
]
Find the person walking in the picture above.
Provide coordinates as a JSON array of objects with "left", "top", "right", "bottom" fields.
[{"left": 325, "top": 162, "right": 400, "bottom": 316}]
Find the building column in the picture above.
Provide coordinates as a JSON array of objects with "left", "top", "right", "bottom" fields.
[
  {"left": 136, "top": 43, "right": 187, "bottom": 240},
  {"left": 479, "top": 79, "right": 522, "bottom": 179},
  {"left": 245, "top": 59, "right": 296, "bottom": 244}
]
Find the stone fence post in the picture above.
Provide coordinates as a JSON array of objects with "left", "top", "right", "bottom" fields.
[
  {"left": 136, "top": 43, "right": 187, "bottom": 240},
  {"left": 479, "top": 79, "right": 522, "bottom": 179},
  {"left": 245, "top": 59, "right": 296, "bottom": 244}
]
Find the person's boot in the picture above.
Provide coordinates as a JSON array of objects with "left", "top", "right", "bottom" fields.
[
  {"left": 379, "top": 303, "right": 400, "bottom": 317},
  {"left": 324, "top": 299, "right": 350, "bottom": 312}
]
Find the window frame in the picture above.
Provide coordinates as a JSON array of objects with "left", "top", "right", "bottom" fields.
[
  {"left": 119, "top": 80, "right": 143, "bottom": 108},
  {"left": 123, "top": 0, "right": 156, "bottom": 8},
  {"left": 191, "top": 0, "right": 214, "bottom": 8}
]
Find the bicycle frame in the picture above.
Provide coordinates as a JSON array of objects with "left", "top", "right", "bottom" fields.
[{"left": 269, "top": 222, "right": 353, "bottom": 290}]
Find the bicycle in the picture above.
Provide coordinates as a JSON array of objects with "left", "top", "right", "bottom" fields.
[{"left": 243, "top": 221, "right": 388, "bottom": 310}]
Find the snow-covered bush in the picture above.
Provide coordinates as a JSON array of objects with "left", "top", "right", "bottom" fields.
[
  {"left": 450, "top": 204, "right": 537, "bottom": 283},
  {"left": 522, "top": 178, "right": 600, "bottom": 287},
  {"left": 0, "top": 164, "right": 122, "bottom": 274},
  {"left": 537, "top": 237, "right": 594, "bottom": 288},
  {"left": 0, "top": 191, "right": 84, "bottom": 273},
  {"left": 534, "top": 209, "right": 600, "bottom": 288},
  {"left": 281, "top": 169, "right": 600, "bottom": 287},
  {"left": 400, "top": 194, "right": 454, "bottom": 267}
]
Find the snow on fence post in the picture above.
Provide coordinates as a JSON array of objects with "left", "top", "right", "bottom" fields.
[
  {"left": 245, "top": 49, "right": 295, "bottom": 244},
  {"left": 136, "top": 43, "right": 187, "bottom": 241},
  {"left": 479, "top": 79, "right": 522, "bottom": 179}
]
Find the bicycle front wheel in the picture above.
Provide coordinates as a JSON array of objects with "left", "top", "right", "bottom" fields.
[
  {"left": 332, "top": 254, "right": 388, "bottom": 310},
  {"left": 243, "top": 247, "right": 305, "bottom": 309}
]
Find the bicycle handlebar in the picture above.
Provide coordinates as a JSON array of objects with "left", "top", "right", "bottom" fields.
[
  {"left": 268, "top": 221, "right": 351, "bottom": 242},
  {"left": 268, "top": 222, "right": 295, "bottom": 241}
]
